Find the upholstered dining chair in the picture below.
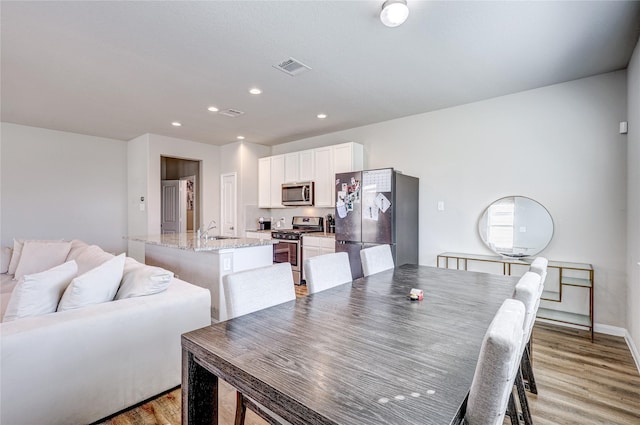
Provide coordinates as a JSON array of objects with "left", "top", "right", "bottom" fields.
[
  {"left": 223, "top": 262, "right": 295, "bottom": 318},
  {"left": 525, "top": 257, "right": 548, "bottom": 393},
  {"left": 360, "top": 244, "right": 394, "bottom": 277},
  {"left": 529, "top": 257, "right": 548, "bottom": 290},
  {"left": 223, "top": 262, "right": 296, "bottom": 425},
  {"left": 303, "top": 252, "right": 352, "bottom": 294},
  {"left": 464, "top": 298, "right": 526, "bottom": 425},
  {"left": 511, "top": 271, "right": 542, "bottom": 425}
]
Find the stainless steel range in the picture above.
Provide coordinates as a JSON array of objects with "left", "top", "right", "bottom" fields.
[{"left": 272, "top": 216, "right": 323, "bottom": 285}]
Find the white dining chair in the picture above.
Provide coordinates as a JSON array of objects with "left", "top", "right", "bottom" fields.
[
  {"left": 223, "top": 262, "right": 296, "bottom": 318},
  {"left": 529, "top": 257, "right": 548, "bottom": 291},
  {"left": 223, "top": 262, "right": 296, "bottom": 425},
  {"left": 465, "top": 298, "right": 526, "bottom": 425},
  {"left": 525, "top": 257, "right": 548, "bottom": 394},
  {"left": 360, "top": 244, "right": 394, "bottom": 277},
  {"left": 303, "top": 252, "right": 352, "bottom": 294},
  {"left": 512, "top": 271, "right": 542, "bottom": 425}
]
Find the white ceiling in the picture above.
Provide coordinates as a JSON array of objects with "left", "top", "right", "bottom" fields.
[{"left": 2, "top": 1, "right": 639, "bottom": 146}]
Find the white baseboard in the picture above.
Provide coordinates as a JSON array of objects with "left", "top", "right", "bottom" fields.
[
  {"left": 624, "top": 330, "right": 640, "bottom": 375},
  {"left": 594, "top": 322, "right": 627, "bottom": 337}
]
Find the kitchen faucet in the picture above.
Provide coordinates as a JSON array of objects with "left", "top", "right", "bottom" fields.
[{"left": 198, "top": 220, "right": 217, "bottom": 239}]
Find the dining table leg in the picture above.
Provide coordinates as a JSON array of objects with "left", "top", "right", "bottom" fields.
[{"left": 182, "top": 347, "right": 218, "bottom": 425}]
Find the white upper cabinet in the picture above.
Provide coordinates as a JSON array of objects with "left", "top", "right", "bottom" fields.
[
  {"left": 298, "top": 149, "right": 314, "bottom": 181},
  {"left": 259, "top": 142, "right": 363, "bottom": 209},
  {"left": 258, "top": 155, "right": 286, "bottom": 208},
  {"left": 284, "top": 149, "right": 315, "bottom": 183},
  {"left": 313, "top": 146, "right": 334, "bottom": 207},
  {"left": 284, "top": 153, "right": 300, "bottom": 183},
  {"left": 258, "top": 157, "right": 271, "bottom": 208}
]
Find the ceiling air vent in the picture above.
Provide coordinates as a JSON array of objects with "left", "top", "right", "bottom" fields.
[
  {"left": 218, "top": 108, "right": 245, "bottom": 118},
  {"left": 273, "top": 57, "right": 311, "bottom": 76}
]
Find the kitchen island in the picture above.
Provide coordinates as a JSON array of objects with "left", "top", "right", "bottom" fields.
[{"left": 128, "top": 233, "right": 276, "bottom": 322}]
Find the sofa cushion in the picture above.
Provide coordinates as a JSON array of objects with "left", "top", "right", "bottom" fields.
[
  {"left": 7, "top": 239, "right": 64, "bottom": 275},
  {"left": 115, "top": 258, "right": 173, "bottom": 299},
  {"left": 1, "top": 247, "right": 12, "bottom": 274},
  {"left": 66, "top": 244, "right": 115, "bottom": 276},
  {"left": 3, "top": 261, "right": 78, "bottom": 322},
  {"left": 14, "top": 241, "right": 72, "bottom": 281},
  {"left": 57, "top": 254, "right": 125, "bottom": 312}
]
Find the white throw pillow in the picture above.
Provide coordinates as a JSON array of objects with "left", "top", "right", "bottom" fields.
[
  {"left": 66, "top": 244, "right": 115, "bottom": 276},
  {"left": 57, "top": 253, "right": 125, "bottom": 312},
  {"left": 115, "top": 260, "right": 174, "bottom": 299},
  {"left": 1, "top": 246, "right": 12, "bottom": 274},
  {"left": 3, "top": 260, "right": 78, "bottom": 322},
  {"left": 14, "top": 241, "right": 72, "bottom": 280},
  {"left": 7, "top": 239, "right": 64, "bottom": 276}
]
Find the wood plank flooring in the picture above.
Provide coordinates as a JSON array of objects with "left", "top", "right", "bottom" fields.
[{"left": 98, "top": 307, "right": 640, "bottom": 425}]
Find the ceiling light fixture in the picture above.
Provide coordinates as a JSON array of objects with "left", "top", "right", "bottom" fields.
[
  {"left": 171, "top": 121, "right": 182, "bottom": 127},
  {"left": 249, "top": 88, "right": 262, "bottom": 95},
  {"left": 380, "top": 0, "right": 409, "bottom": 27},
  {"left": 207, "top": 106, "right": 219, "bottom": 112},
  {"left": 317, "top": 113, "right": 327, "bottom": 119},
  {"left": 237, "top": 136, "right": 245, "bottom": 140}
]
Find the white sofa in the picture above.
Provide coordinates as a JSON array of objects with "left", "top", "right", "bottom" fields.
[{"left": 0, "top": 240, "right": 212, "bottom": 425}]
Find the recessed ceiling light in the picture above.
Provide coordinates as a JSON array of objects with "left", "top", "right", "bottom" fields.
[
  {"left": 317, "top": 113, "right": 328, "bottom": 119},
  {"left": 237, "top": 136, "right": 245, "bottom": 140},
  {"left": 207, "top": 106, "right": 219, "bottom": 112},
  {"left": 249, "top": 88, "right": 262, "bottom": 95},
  {"left": 171, "top": 122, "right": 182, "bottom": 127}
]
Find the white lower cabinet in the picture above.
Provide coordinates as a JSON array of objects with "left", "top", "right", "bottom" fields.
[
  {"left": 301, "top": 235, "right": 335, "bottom": 280},
  {"left": 245, "top": 231, "right": 272, "bottom": 241}
]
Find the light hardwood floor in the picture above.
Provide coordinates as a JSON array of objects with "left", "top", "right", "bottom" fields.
[{"left": 98, "top": 320, "right": 640, "bottom": 425}]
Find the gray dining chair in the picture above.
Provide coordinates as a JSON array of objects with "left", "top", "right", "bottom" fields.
[
  {"left": 223, "top": 262, "right": 296, "bottom": 425},
  {"left": 360, "top": 244, "right": 394, "bottom": 277},
  {"left": 465, "top": 298, "right": 526, "bottom": 425},
  {"left": 303, "top": 252, "right": 352, "bottom": 294},
  {"left": 512, "top": 271, "right": 542, "bottom": 425}
]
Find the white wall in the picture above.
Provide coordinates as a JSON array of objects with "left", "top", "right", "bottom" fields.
[
  {"left": 1, "top": 123, "right": 128, "bottom": 253},
  {"left": 626, "top": 38, "right": 640, "bottom": 361},
  {"left": 127, "top": 133, "right": 220, "bottom": 261},
  {"left": 273, "top": 71, "right": 628, "bottom": 328},
  {"left": 220, "top": 141, "right": 271, "bottom": 234}
]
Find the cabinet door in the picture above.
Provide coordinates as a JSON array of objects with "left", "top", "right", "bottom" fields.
[
  {"left": 258, "top": 157, "right": 271, "bottom": 208},
  {"left": 299, "top": 149, "right": 314, "bottom": 181},
  {"left": 333, "top": 143, "right": 354, "bottom": 174},
  {"left": 270, "top": 155, "right": 285, "bottom": 208},
  {"left": 284, "top": 153, "right": 299, "bottom": 183},
  {"left": 313, "top": 147, "right": 333, "bottom": 207}
]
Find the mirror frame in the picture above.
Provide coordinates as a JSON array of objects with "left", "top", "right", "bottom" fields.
[{"left": 478, "top": 196, "right": 554, "bottom": 258}]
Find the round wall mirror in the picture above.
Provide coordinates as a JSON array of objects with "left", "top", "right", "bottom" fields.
[{"left": 478, "top": 196, "right": 554, "bottom": 258}]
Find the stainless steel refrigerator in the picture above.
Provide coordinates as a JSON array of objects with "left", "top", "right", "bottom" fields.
[{"left": 335, "top": 168, "right": 419, "bottom": 279}]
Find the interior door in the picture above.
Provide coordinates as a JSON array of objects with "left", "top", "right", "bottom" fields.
[
  {"left": 220, "top": 172, "right": 237, "bottom": 236},
  {"left": 161, "top": 180, "right": 187, "bottom": 234}
]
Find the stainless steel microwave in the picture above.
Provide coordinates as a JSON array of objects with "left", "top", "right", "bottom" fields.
[{"left": 282, "top": 182, "right": 314, "bottom": 206}]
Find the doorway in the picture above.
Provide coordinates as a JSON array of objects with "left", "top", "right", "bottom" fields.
[{"left": 161, "top": 156, "right": 201, "bottom": 233}]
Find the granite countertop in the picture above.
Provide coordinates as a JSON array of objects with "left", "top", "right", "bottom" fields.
[
  {"left": 128, "top": 233, "right": 277, "bottom": 252},
  {"left": 303, "top": 232, "right": 336, "bottom": 239}
]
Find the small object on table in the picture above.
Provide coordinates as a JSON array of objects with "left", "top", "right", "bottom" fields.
[{"left": 409, "top": 288, "right": 423, "bottom": 301}]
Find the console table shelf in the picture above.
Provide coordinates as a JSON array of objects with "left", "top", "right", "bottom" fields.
[{"left": 437, "top": 252, "right": 594, "bottom": 340}]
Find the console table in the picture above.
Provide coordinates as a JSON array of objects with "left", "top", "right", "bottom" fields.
[{"left": 437, "top": 252, "right": 594, "bottom": 340}]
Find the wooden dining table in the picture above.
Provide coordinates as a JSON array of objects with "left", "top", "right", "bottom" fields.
[{"left": 181, "top": 264, "right": 518, "bottom": 425}]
